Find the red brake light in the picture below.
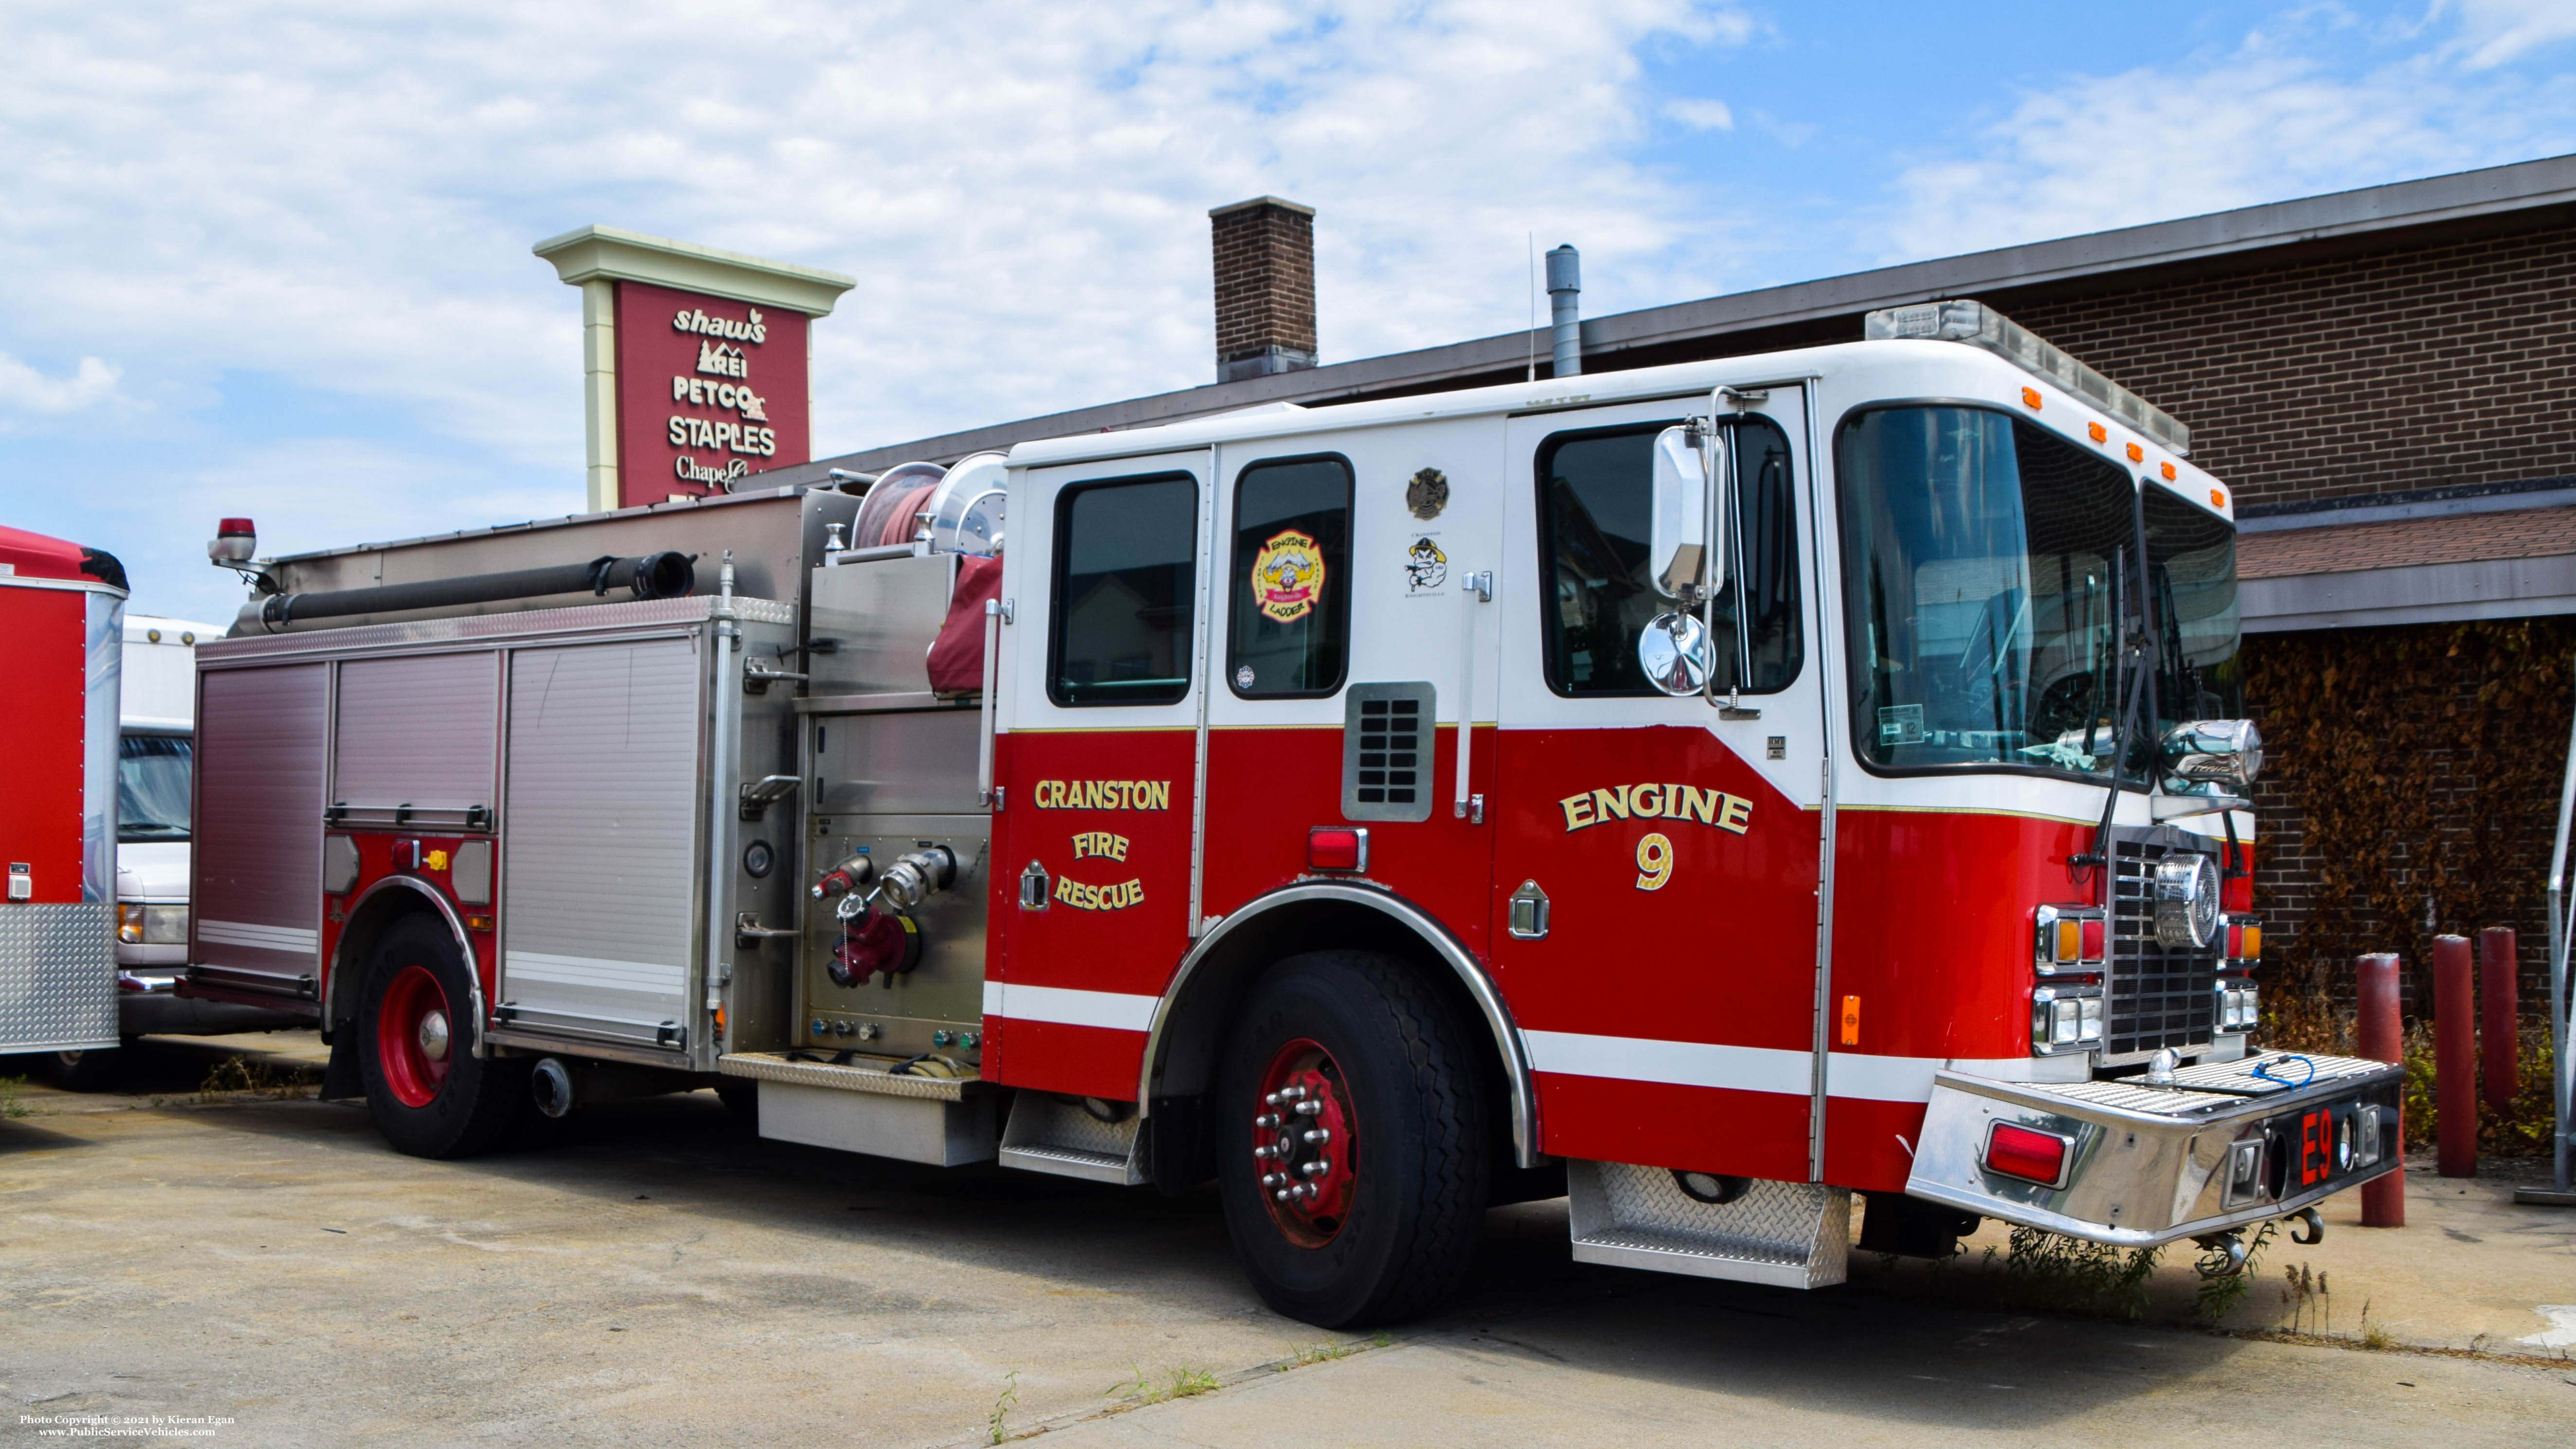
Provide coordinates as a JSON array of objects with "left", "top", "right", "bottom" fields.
[
  {"left": 1307, "top": 827, "right": 1367, "bottom": 873},
  {"left": 1986, "top": 1122, "right": 2070, "bottom": 1186},
  {"left": 2226, "top": 921, "right": 2245, "bottom": 958},
  {"left": 2079, "top": 917, "right": 2104, "bottom": 962}
]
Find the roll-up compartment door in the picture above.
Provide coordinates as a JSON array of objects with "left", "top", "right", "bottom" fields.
[
  {"left": 499, "top": 639, "right": 701, "bottom": 1048},
  {"left": 332, "top": 652, "right": 499, "bottom": 827},
  {"left": 194, "top": 664, "right": 327, "bottom": 988}
]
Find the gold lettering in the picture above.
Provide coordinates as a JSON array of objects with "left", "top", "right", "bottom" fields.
[
  {"left": 1033, "top": 778, "right": 1175, "bottom": 810},
  {"left": 1149, "top": 780, "right": 1170, "bottom": 810},
  {"left": 1629, "top": 783, "right": 1664, "bottom": 818},
  {"left": 1592, "top": 786, "right": 1631, "bottom": 822},
  {"left": 1675, "top": 785, "right": 1719, "bottom": 824},
  {"left": 1717, "top": 794, "right": 1753, "bottom": 835},
  {"left": 1560, "top": 793, "right": 1596, "bottom": 831}
]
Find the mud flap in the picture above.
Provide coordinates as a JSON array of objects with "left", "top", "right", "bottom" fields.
[{"left": 320, "top": 1030, "right": 364, "bottom": 1101}]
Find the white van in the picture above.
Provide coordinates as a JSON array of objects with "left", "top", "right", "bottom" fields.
[{"left": 49, "top": 615, "right": 303, "bottom": 1088}]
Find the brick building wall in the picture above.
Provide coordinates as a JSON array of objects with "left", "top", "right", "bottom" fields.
[{"left": 1998, "top": 221, "right": 2576, "bottom": 512}]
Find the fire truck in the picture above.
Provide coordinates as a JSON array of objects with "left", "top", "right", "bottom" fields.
[
  {"left": 182, "top": 301, "right": 2401, "bottom": 1325},
  {"left": 1, "top": 524, "right": 125, "bottom": 1057}
]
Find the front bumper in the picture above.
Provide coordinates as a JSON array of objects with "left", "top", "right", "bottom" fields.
[{"left": 1904, "top": 1052, "right": 2403, "bottom": 1247}]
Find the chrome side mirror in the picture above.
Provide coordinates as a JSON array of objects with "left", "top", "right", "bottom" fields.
[
  {"left": 2162, "top": 718, "right": 2262, "bottom": 791},
  {"left": 1646, "top": 424, "right": 1725, "bottom": 602},
  {"left": 1636, "top": 610, "right": 1712, "bottom": 697}
]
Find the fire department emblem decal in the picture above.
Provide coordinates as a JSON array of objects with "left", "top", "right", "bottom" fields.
[
  {"left": 1406, "top": 467, "right": 1448, "bottom": 520},
  {"left": 1405, "top": 536, "right": 1448, "bottom": 594},
  {"left": 1252, "top": 529, "right": 1324, "bottom": 623}
]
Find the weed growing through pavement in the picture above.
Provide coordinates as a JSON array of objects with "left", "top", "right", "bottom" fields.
[
  {"left": 2192, "top": 1219, "right": 2277, "bottom": 1324},
  {"left": 0, "top": 1074, "right": 28, "bottom": 1119},
  {"left": 1105, "top": 1363, "right": 1219, "bottom": 1405},
  {"left": 197, "top": 1055, "right": 310, "bottom": 1102},
  {"left": 1281, "top": 1336, "right": 1382, "bottom": 1369},
  {"left": 985, "top": 1369, "right": 1017, "bottom": 1444},
  {"left": 2277, "top": 1255, "right": 2331, "bottom": 1337},
  {"left": 2003, "top": 1227, "right": 2161, "bottom": 1321},
  {"left": 2360, "top": 1301, "right": 2397, "bottom": 1350}
]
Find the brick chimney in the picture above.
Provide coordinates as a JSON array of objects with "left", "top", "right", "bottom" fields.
[{"left": 1210, "top": 197, "right": 1318, "bottom": 383}]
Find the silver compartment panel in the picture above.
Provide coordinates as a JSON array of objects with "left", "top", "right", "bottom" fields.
[
  {"left": 194, "top": 663, "right": 327, "bottom": 988},
  {"left": 498, "top": 639, "right": 701, "bottom": 1050},
  {"left": 0, "top": 903, "right": 118, "bottom": 1051}
]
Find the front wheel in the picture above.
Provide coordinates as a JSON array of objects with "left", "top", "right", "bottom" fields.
[
  {"left": 356, "top": 914, "right": 525, "bottom": 1158},
  {"left": 1216, "top": 950, "right": 1489, "bottom": 1327}
]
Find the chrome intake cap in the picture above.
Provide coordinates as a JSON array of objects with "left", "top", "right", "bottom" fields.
[
  {"left": 2162, "top": 718, "right": 2263, "bottom": 790},
  {"left": 2153, "top": 853, "right": 2224, "bottom": 951}
]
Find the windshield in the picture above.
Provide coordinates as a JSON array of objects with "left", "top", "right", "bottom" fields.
[
  {"left": 119, "top": 733, "right": 192, "bottom": 841},
  {"left": 2145, "top": 485, "right": 2244, "bottom": 732},
  {"left": 1838, "top": 406, "right": 2144, "bottom": 779}
]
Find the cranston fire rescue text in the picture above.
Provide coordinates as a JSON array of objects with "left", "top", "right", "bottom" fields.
[{"left": 178, "top": 301, "right": 2399, "bottom": 1326}]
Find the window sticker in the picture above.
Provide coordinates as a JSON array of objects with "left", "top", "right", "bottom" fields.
[{"left": 1252, "top": 528, "right": 1325, "bottom": 623}]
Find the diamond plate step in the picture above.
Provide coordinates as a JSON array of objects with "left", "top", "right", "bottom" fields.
[{"left": 1568, "top": 1161, "right": 1849, "bottom": 1288}]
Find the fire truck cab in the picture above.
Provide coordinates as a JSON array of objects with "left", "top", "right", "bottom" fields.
[{"left": 184, "top": 303, "right": 2401, "bottom": 1326}]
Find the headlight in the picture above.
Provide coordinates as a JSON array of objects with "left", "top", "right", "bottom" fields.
[
  {"left": 2032, "top": 987, "right": 2104, "bottom": 1054},
  {"left": 117, "top": 903, "right": 144, "bottom": 944},
  {"left": 144, "top": 905, "right": 189, "bottom": 944}
]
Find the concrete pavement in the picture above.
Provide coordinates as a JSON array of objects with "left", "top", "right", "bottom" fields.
[{"left": 1, "top": 1033, "right": 2570, "bottom": 1448}]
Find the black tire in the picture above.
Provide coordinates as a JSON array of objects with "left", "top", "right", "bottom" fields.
[
  {"left": 356, "top": 914, "right": 526, "bottom": 1158},
  {"left": 50, "top": 1039, "right": 133, "bottom": 1092},
  {"left": 1216, "top": 950, "right": 1489, "bottom": 1327}
]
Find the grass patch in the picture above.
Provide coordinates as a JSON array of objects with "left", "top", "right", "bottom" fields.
[
  {"left": 1280, "top": 1333, "right": 1386, "bottom": 1369},
  {"left": 0, "top": 1074, "right": 29, "bottom": 1119},
  {"left": 1104, "top": 1362, "right": 1219, "bottom": 1406}
]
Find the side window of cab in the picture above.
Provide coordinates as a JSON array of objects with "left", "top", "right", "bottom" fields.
[
  {"left": 1537, "top": 418, "right": 1804, "bottom": 696},
  {"left": 1047, "top": 474, "right": 1199, "bottom": 707}
]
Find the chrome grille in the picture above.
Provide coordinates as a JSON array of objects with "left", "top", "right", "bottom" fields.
[{"left": 2109, "top": 839, "right": 2218, "bottom": 1057}]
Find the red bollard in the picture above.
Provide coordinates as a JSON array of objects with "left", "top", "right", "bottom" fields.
[
  {"left": 2433, "top": 935, "right": 2475, "bottom": 1178},
  {"left": 2357, "top": 952, "right": 2405, "bottom": 1226},
  {"left": 2480, "top": 927, "right": 2519, "bottom": 1114}
]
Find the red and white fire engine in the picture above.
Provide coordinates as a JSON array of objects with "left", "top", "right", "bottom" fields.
[
  {"left": 182, "top": 301, "right": 2400, "bottom": 1325},
  {"left": 1, "top": 525, "right": 126, "bottom": 1055}
]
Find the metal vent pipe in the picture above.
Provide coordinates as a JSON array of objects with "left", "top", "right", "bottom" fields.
[
  {"left": 1545, "top": 244, "right": 1581, "bottom": 377},
  {"left": 250, "top": 552, "right": 695, "bottom": 632}
]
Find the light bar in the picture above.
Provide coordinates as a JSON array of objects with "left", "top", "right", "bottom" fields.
[{"left": 1864, "top": 299, "right": 2192, "bottom": 457}]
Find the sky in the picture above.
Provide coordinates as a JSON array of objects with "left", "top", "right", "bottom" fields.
[{"left": 3, "top": 0, "right": 2574, "bottom": 625}]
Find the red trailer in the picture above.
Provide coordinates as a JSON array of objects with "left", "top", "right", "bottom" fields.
[{"left": 0, "top": 525, "right": 126, "bottom": 1053}]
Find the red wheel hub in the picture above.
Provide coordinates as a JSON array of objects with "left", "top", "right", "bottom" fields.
[
  {"left": 1252, "top": 1037, "right": 1356, "bottom": 1247},
  {"left": 376, "top": 963, "right": 453, "bottom": 1109}
]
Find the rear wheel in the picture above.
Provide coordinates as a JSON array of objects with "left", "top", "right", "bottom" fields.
[
  {"left": 357, "top": 914, "right": 525, "bottom": 1158},
  {"left": 1216, "top": 950, "right": 1488, "bottom": 1327},
  {"left": 50, "top": 1039, "right": 133, "bottom": 1092}
]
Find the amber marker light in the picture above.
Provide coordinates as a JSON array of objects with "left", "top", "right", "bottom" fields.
[
  {"left": 2126, "top": 443, "right": 2145, "bottom": 463},
  {"left": 2054, "top": 918, "right": 2082, "bottom": 964},
  {"left": 2210, "top": 488, "right": 2227, "bottom": 509},
  {"left": 464, "top": 914, "right": 494, "bottom": 932},
  {"left": 1840, "top": 995, "right": 1860, "bottom": 1046},
  {"left": 2162, "top": 462, "right": 2178, "bottom": 481},
  {"left": 2087, "top": 421, "right": 2107, "bottom": 444},
  {"left": 2021, "top": 386, "right": 2043, "bottom": 409}
]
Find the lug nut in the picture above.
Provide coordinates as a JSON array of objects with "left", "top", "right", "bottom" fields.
[
  {"left": 1295, "top": 1100, "right": 1322, "bottom": 1116},
  {"left": 1255, "top": 1113, "right": 1281, "bottom": 1129},
  {"left": 1303, "top": 1128, "right": 1330, "bottom": 1144}
]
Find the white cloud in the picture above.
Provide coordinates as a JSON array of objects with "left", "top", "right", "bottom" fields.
[
  {"left": 1664, "top": 97, "right": 1736, "bottom": 130},
  {"left": 2445, "top": 0, "right": 2576, "bottom": 68},
  {"left": 1880, "top": 18, "right": 2576, "bottom": 263},
  {"left": 0, "top": 0, "right": 1763, "bottom": 493},
  {"left": 0, "top": 353, "right": 125, "bottom": 415}
]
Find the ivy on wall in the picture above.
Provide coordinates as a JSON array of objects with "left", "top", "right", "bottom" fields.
[{"left": 2245, "top": 617, "right": 2575, "bottom": 1037}]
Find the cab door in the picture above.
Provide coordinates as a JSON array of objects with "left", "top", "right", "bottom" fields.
[
  {"left": 989, "top": 450, "right": 1211, "bottom": 1099},
  {"left": 1489, "top": 389, "right": 1831, "bottom": 1181}
]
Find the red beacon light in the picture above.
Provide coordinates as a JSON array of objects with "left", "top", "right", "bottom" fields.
[
  {"left": 1984, "top": 1122, "right": 2073, "bottom": 1188},
  {"left": 209, "top": 518, "right": 257, "bottom": 565},
  {"left": 1306, "top": 827, "right": 1369, "bottom": 874}
]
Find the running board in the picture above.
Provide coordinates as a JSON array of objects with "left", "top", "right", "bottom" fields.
[
  {"left": 1567, "top": 1162, "right": 1850, "bottom": 1289},
  {"left": 999, "top": 1093, "right": 1145, "bottom": 1185},
  {"left": 718, "top": 1051, "right": 993, "bottom": 1167}
]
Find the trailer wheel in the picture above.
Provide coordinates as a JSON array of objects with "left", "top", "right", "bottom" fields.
[
  {"left": 356, "top": 914, "right": 524, "bottom": 1158},
  {"left": 50, "top": 1041, "right": 132, "bottom": 1092},
  {"left": 1216, "top": 950, "right": 1488, "bottom": 1327}
]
